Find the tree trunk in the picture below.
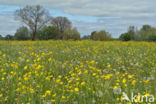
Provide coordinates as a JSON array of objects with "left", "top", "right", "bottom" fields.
[
  {"left": 32, "top": 31, "right": 36, "bottom": 41},
  {"left": 32, "top": 24, "right": 37, "bottom": 41}
]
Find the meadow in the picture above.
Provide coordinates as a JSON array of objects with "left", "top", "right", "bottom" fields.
[{"left": 0, "top": 40, "right": 155, "bottom": 104}]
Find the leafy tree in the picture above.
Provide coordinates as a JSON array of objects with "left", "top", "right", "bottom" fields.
[
  {"left": 92, "top": 30, "right": 112, "bottom": 41},
  {"left": 128, "top": 26, "right": 137, "bottom": 40},
  {"left": 4, "top": 34, "right": 14, "bottom": 40},
  {"left": 119, "top": 32, "right": 132, "bottom": 41},
  {"left": 148, "top": 32, "right": 156, "bottom": 41},
  {"left": 37, "top": 26, "right": 58, "bottom": 40},
  {"left": 63, "top": 27, "right": 80, "bottom": 40},
  {"left": 15, "top": 5, "right": 51, "bottom": 40},
  {"left": 141, "top": 25, "right": 152, "bottom": 31},
  {"left": 81, "top": 35, "right": 91, "bottom": 40},
  {"left": 134, "top": 25, "right": 156, "bottom": 41},
  {"left": 0, "top": 35, "right": 4, "bottom": 40},
  {"left": 14, "top": 26, "right": 30, "bottom": 40},
  {"left": 91, "top": 31, "right": 96, "bottom": 39},
  {"left": 51, "top": 16, "right": 71, "bottom": 39}
]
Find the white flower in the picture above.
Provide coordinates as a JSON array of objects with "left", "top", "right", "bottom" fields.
[{"left": 96, "top": 90, "right": 103, "bottom": 97}]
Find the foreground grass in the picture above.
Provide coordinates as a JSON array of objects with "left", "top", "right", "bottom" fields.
[{"left": 0, "top": 40, "right": 155, "bottom": 104}]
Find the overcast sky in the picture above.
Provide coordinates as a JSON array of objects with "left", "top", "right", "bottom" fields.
[{"left": 0, "top": 0, "right": 156, "bottom": 38}]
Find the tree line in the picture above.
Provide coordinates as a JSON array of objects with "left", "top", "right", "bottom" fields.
[{"left": 0, "top": 5, "right": 155, "bottom": 41}]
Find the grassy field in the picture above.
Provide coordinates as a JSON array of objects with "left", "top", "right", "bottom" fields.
[{"left": 0, "top": 40, "right": 155, "bottom": 104}]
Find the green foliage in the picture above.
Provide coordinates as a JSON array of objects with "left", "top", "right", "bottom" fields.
[
  {"left": 81, "top": 35, "right": 91, "bottom": 40},
  {"left": 148, "top": 32, "right": 156, "bottom": 41},
  {"left": 0, "top": 41, "right": 155, "bottom": 103},
  {"left": 63, "top": 27, "right": 80, "bottom": 40},
  {"left": 0, "top": 35, "right": 4, "bottom": 40},
  {"left": 92, "top": 30, "right": 112, "bottom": 41},
  {"left": 119, "top": 25, "right": 156, "bottom": 42},
  {"left": 91, "top": 31, "right": 96, "bottom": 39},
  {"left": 141, "top": 25, "right": 152, "bottom": 31},
  {"left": 37, "top": 26, "right": 58, "bottom": 40},
  {"left": 14, "top": 26, "right": 30, "bottom": 40},
  {"left": 134, "top": 25, "right": 156, "bottom": 41},
  {"left": 120, "top": 32, "right": 132, "bottom": 41},
  {"left": 4, "top": 34, "right": 14, "bottom": 40}
]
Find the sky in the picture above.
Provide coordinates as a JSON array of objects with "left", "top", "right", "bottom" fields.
[{"left": 0, "top": 0, "right": 156, "bottom": 38}]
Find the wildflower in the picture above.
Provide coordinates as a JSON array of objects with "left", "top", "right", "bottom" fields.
[
  {"left": 36, "top": 65, "right": 41, "bottom": 70},
  {"left": 30, "top": 88, "right": 35, "bottom": 93},
  {"left": 113, "top": 86, "right": 118, "bottom": 90},
  {"left": 0, "top": 94, "right": 3, "bottom": 98},
  {"left": 37, "top": 57, "right": 40, "bottom": 61},
  {"left": 16, "top": 88, "right": 20, "bottom": 92},
  {"left": 46, "top": 90, "right": 51, "bottom": 95},
  {"left": 52, "top": 93, "right": 56, "bottom": 97},
  {"left": 92, "top": 73, "right": 96, "bottom": 76},
  {"left": 45, "top": 76, "right": 50, "bottom": 81},
  {"left": 3, "top": 54, "right": 6, "bottom": 57},
  {"left": 48, "top": 58, "right": 52, "bottom": 62},
  {"left": 105, "top": 74, "right": 112, "bottom": 79},
  {"left": 26, "top": 59, "right": 30, "bottom": 62},
  {"left": 90, "top": 60, "right": 95, "bottom": 64},
  {"left": 128, "top": 75, "right": 134, "bottom": 79},
  {"left": 78, "top": 71, "right": 82, "bottom": 75},
  {"left": 56, "top": 79, "right": 60, "bottom": 83},
  {"left": 1, "top": 77, "right": 4, "bottom": 81},
  {"left": 96, "top": 90, "right": 103, "bottom": 97},
  {"left": 122, "top": 78, "right": 126, "bottom": 83},
  {"left": 24, "top": 77, "right": 28, "bottom": 81},
  {"left": 62, "top": 96, "right": 65, "bottom": 99},
  {"left": 51, "top": 99, "right": 55, "bottom": 103},
  {"left": 144, "top": 80, "right": 149, "bottom": 83},
  {"left": 42, "top": 94, "right": 46, "bottom": 98},
  {"left": 74, "top": 88, "right": 79, "bottom": 92},
  {"left": 81, "top": 81, "right": 86, "bottom": 86},
  {"left": 145, "top": 93, "right": 150, "bottom": 97},
  {"left": 24, "top": 66, "right": 28, "bottom": 70},
  {"left": 107, "top": 64, "right": 111, "bottom": 68},
  {"left": 132, "top": 80, "right": 136, "bottom": 85},
  {"left": 58, "top": 75, "right": 62, "bottom": 78}
]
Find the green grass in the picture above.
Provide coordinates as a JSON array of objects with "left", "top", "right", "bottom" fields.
[{"left": 0, "top": 40, "right": 155, "bottom": 104}]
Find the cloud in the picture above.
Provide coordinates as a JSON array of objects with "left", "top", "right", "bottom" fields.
[
  {"left": 0, "top": 15, "right": 21, "bottom": 36},
  {"left": 0, "top": 0, "right": 156, "bottom": 37}
]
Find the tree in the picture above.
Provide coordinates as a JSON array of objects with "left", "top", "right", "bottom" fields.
[
  {"left": 119, "top": 32, "right": 132, "bottom": 41},
  {"left": 92, "top": 30, "right": 112, "bottom": 41},
  {"left": 134, "top": 25, "right": 155, "bottom": 41},
  {"left": 15, "top": 5, "right": 51, "bottom": 40},
  {"left": 51, "top": 16, "right": 71, "bottom": 39},
  {"left": 141, "top": 25, "right": 152, "bottom": 31},
  {"left": 0, "top": 35, "right": 4, "bottom": 40},
  {"left": 148, "top": 32, "right": 156, "bottom": 41},
  {"left": 14, "top": 26, "right": 30, "bottom": 40},
  {"left": 91, "top": 31, "right": 96, "bottom": 39},
  {"left": 128, "top": 26, "right": 136, "bottom": 40},
  {"left": 37, "top": 26, "right": 58, "bottom": 40},
  {"left": 63, "top": 27, "right": 80, "bottom": 40},
  {"left": 81, "top": 35, "right": 91, "bottom": 40},
  {"left": 4, "top": 34, "right": 14, "bottom": 40}
]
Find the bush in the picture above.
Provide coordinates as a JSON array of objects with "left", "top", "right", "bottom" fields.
[
  {"left": 37, "top": 26, "right": 58, "bottom": 40},
  {"left": 4, "top": 34, "right": 14, "bottom": 40},
  {"left": 148, "top": 33, "right": 156, "bottom": 41},
  {"left": 119, "top": 33, "right": 132, "bottom": 41},
  {"left": 92, "top": 30, "right": 112, "bottom": 41},
  {"left": 14, "top": 26, "right": 30, "bottom": 40},
  {"left": 0, "top": 35, "right": 4, "bottom": 40},
  {"left": 63, "top": 27, "right": 80, "bottom": 40}
]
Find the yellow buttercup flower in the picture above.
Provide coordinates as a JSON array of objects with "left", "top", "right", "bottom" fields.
[{"left": 74, "top": 88, "right": 79, "bottom": 92}]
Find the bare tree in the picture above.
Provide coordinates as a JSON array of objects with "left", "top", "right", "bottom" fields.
[
  {"left": 51, "top": 16, "right": 71, "bottom": 39},
  {"left": 15, "top": 5, "right": 52, "bottom": 40}
]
